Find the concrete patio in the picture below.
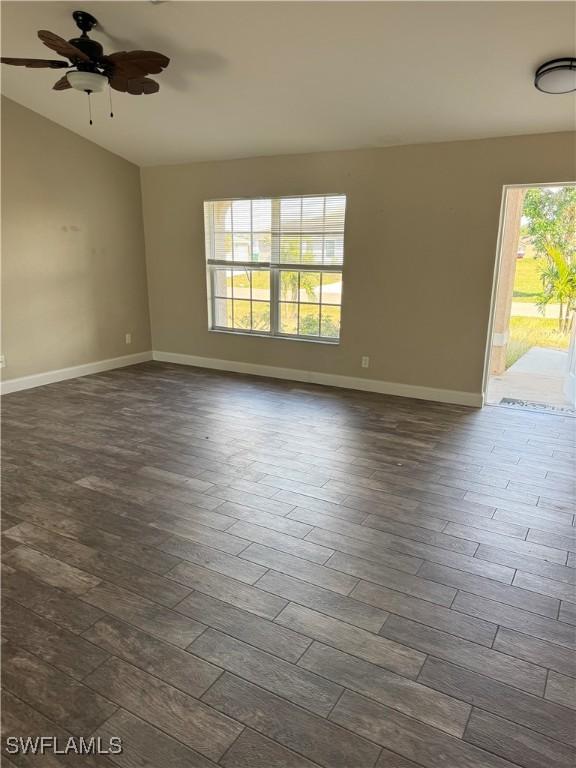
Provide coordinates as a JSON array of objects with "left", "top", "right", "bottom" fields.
[{"left": 486, "top": 346, "right": 574, "bottom": 411}]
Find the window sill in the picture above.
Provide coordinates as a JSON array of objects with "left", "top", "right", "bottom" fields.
[{"left": 209, "top": 328, "right": 340, "bottom": 345}]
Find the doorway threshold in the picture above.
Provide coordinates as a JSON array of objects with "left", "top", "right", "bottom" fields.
[{"left": 496, "top": 397, "right": 575, "bottom": 417}]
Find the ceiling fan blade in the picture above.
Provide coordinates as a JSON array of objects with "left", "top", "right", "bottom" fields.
[
  {"left": 104, "top": 50, "right": 169, "bottom": 78},
  {"left": 109, "top": 74, "right": 130, "bottom": 93},
  {"left": 38, "top": 30, "right": 90, "bottom": 62},
  {"left": 128, "top": 77, "right": 159, "bottom": 95},
  {"left": 53, "top": 75, "right": 71, "bottom": 90},
  {"left": 111, "top": 75, "right": 160, "bottom": 95},
  {"left": 1, "top": 57, "right": 69, "bottom": 69}
]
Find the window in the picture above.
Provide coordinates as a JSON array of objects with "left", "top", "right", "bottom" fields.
[{"left": 204, "top": 194, "right": 346, "bottom": 342}]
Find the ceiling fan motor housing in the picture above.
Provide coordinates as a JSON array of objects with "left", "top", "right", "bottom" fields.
[
  {"left": 69, "top": 36, "right": 104, "bottom": 68},
  {"left": 69, "top": 10, "right": 102, "bottom": 70}
]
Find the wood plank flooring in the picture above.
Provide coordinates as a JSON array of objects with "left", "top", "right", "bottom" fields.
[{"left": 1, "top": 361, "right": 575, "bottom": 767}]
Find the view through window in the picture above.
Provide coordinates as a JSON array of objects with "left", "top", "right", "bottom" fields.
[{"left": 204, "top": 195, "right": 346, "bottom": 341}]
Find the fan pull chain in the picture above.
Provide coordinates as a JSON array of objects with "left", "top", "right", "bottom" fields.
[
  {"left": 87, "top": 90, "right": 93, "bottom": 125},
  {"left": 108, "top": 85, "right": 114, "bottom": 118}
]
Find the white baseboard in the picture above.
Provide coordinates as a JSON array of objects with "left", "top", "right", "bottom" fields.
[
  {"left": 153, "top": 350, "right": 482, "bottom": 407},
  {"left": 1, "top": 348, "right": 482, "bottom": 406},
  {"left": 1, "top": 351, "right": 153, "bottom": 395}
]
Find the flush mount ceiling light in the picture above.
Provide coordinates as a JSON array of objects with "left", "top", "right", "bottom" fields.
[{"left": 534, "top": 58, "right": 576, "bottom": 94}]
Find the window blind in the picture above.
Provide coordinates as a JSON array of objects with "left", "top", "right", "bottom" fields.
[{"left": 204, "top": 194, "right": 346, "bottom": 267}]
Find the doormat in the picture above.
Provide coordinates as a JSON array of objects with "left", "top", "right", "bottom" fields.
[{"left": 500, "top": 397, "right": 576, "bottom": 416}]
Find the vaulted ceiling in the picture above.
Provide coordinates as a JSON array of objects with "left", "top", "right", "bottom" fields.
[{"left": 2, "top": 1, "right": 575, "bottom": 166}]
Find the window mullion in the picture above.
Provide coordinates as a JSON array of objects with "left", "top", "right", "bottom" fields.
[
  {"left": 275, "top": 263, "right": 342, "bottom": 272},
  {"left": 230, "top": 267, "right": 235, "bottom": 328},
  {"left": 319, "top": 272, "right": 323, "bottom": 338},
  {"left": 208, "top": 259, "right": 270, "bottom": 268},
  {"left": 271, "top": 267, "right": 280, "bottom": 336},
  {"left": 249, "top": 269, "right": 253, "bottom": 331},
  {"left": 271, "top": 199, "right": 281, "bottom": 336},
  {"left": 297, "top": 271, "right": 301, "bottom": 336}
]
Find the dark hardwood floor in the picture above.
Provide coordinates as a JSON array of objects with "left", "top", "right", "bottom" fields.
[{"left": 1, "top": 361, "right": 575, "bottom": 767}]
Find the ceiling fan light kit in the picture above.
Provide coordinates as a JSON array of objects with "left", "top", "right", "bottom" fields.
[
  {"left": 534, "top": 57, "right": 576, "bottom": 94},
  {"left": 1, "top": 9, "right": 170, "bottom": 124},
  {"left": 67, "top": 70, "right": 107, "bottom": 93}
]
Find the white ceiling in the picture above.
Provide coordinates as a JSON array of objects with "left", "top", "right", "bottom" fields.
[{"left": 1, "top": 1, "right": 575, "bottom": 166}]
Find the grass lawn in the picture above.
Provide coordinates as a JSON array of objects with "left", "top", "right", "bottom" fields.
[
  {"left": 506, "top": 316, "right": 569, "bottom": 369},
  {"left": 512, "top": 258, "right": 543, "bottom": 302},
  {"left": 229, "top": 271, "right": 341, "bottom": 290}
]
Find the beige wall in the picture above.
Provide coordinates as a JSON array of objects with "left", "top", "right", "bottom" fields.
[
  {"left": 1, "top": 97, "right": 151, "bottom": 381},
  {"left": 141, "top": 131, "right": 575, "bottom": 397},
  {"left": 2, "top": 102, "right": 573, "bottom": 398}
]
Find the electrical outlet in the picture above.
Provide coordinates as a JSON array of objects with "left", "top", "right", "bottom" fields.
[
  {"left": 0, "top": 354, "right": 5, "bottom": 368},
  {"left": 361, "top": 356, "right": 370, "bottom": 369},
  {"left": 125, "top": 333, "right": 132, "bottom": 345}
]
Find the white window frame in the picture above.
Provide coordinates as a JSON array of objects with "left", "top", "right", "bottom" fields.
[{"left": 204, "top": 194, "right": 346, "bottom": 344}]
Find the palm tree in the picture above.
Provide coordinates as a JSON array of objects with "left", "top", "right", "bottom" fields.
[{"left": 537, "top": 245, "right": 576, "bottom": 333}]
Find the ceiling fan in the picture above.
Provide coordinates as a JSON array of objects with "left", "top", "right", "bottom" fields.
[{"left": 1, "top": 10, "right": 169, "bottom": 121}]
